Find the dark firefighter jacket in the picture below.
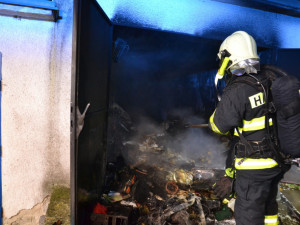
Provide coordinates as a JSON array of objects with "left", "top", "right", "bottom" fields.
[{"left": 209, "top": 71, "right": 278, "bottom": 170}]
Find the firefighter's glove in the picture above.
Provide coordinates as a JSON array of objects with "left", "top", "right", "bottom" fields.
[{"left": 213, "top": 176, "right": 233, "bottom": 199}]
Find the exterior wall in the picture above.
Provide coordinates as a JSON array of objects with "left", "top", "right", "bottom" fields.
[{"left": 0, "top": 0, "right": 73, "bottom": 222}]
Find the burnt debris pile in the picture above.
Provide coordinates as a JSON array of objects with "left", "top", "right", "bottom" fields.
[{"left": 91, "top": 104, "right": 234, "bottom": 225}]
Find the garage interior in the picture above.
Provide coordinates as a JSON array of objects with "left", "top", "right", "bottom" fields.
[{"left": 71, "top": 0, "right": 300, "bottom": 224}]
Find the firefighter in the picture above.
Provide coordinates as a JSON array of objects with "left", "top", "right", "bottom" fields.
[{"left": 209, "top": 31, "right": 287, "bottom": 225}]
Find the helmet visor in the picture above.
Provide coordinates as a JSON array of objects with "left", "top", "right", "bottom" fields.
[{"left": 230, "top": 59, "right": 260, "bottom": 76}]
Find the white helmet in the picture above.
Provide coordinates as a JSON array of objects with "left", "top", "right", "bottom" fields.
[{"left": 218, "top": 31, "right": 259, "bottom": 71}]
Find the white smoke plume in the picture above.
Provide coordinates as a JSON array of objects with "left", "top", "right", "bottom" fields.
[{"left": 121, "top": 109, "right": 228, "bottom": 170}]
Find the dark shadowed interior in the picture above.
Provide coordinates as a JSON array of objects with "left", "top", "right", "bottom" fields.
[{"left": 74, "top": 0, "right": 300, "bottom": 224}]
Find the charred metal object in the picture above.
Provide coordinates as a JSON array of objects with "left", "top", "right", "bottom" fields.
[{"left": 165, "top": 181, "right": 179, "bottom": 195}]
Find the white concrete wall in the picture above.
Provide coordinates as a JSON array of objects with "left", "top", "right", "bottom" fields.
[{"left": 0, "top": 0, "right": 73, "bottom": 221}]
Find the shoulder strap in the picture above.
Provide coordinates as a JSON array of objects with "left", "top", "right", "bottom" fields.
[{"left": 230, "top": 77, "right": 262, "bottom": 91}]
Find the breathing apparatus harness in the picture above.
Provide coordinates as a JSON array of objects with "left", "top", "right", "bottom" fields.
[
  {"left": 233, "top": 74, "right": 284, "bottom": 166},
  {"left": 215, "top": 56, "right": 291, "bottom": 168}
]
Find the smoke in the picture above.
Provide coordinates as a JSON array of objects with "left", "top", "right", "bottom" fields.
[
  {"left": 121, "top": 109, "right": 227, "bottom": 170},
  {"left": 176, "top": 128, "right": 227, "bottom": 169}
]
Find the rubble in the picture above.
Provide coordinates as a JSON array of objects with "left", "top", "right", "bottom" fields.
[
  {"left": 95, "top": 105, "right": 300, "bottom": 225},
  {"left": 94, "top": 108, "right": 231, "bottom": 224}
]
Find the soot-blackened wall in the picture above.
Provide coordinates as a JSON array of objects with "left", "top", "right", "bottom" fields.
[
  {"left": 110, "top": 26, "right": 223, "bottom": 122},
  {"left": 109, "top": 26, "right": 300, "bottom": 125}
]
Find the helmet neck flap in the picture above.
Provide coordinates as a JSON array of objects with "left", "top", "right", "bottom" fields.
[{"left": 230, "top": 58, "right": 260, "bottom": 76}]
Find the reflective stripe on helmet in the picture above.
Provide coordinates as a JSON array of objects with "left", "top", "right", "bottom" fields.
[
  {"left": 234, "top": 116, "right": 273, "bottom": 136},
  {"left": 264, "top": 215, "right": 279, "bottom": 225},
  {"left": 235, "top": 158, "right": 278, "bottom": 169},
  {"left": 209, "top": 110, "right": 229, "bottom": 135}
]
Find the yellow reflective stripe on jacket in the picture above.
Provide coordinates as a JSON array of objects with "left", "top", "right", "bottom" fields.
[
  {"left": 225, "top": 168, "right": 235, "bottom": 178},
  {"left": 264, "top": 215, "right": 279, "bottom": 225},
  {"left": 235, "top": 158, "right": 278, "bottom": 170},
  {"left": 243, "top": 117, "right": 272, "bottom": 131},
  {"left": 209, "top": 110, "right": 228, "bottom": 135},
  {"left": 234, "top": 127, "right": 242, "bottom": 136},
  {"left": 234, "top": 116, "right": 273, "bottom": 136}
]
